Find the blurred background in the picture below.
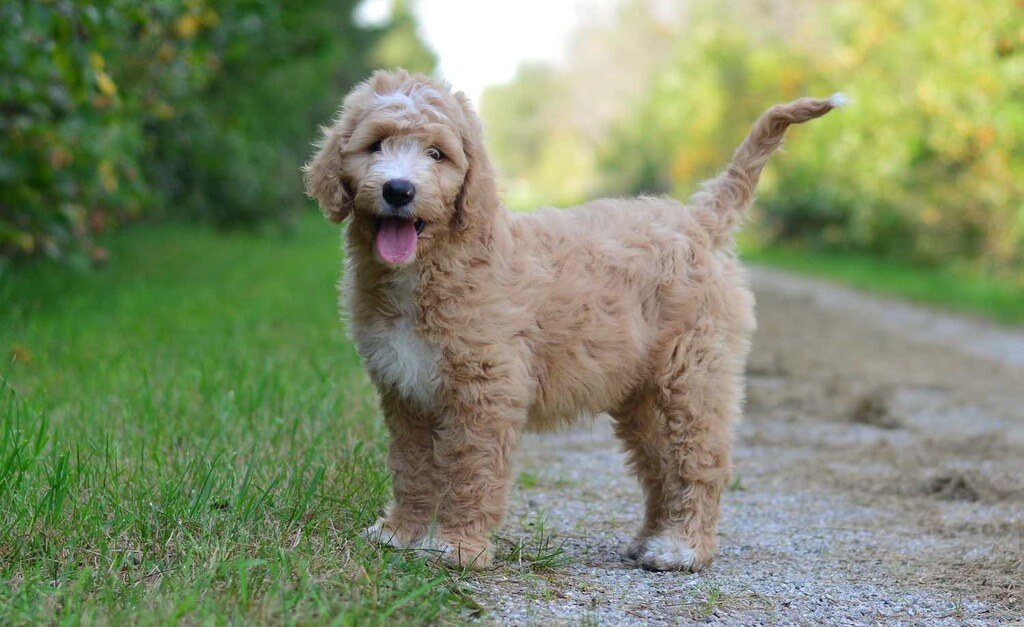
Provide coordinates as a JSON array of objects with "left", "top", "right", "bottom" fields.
[
  {"left": 2, "top": 0, "right": 1022, "bottom": 294},
  {"left": 0, "top": 0, "right": 434, "bottom": 265}
]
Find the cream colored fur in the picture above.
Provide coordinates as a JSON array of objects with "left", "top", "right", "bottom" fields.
[
  {"left": 304, "top": 70, "right": 841, "bottom": 571},
  {"left": 346, "top": 266, "right": 441, "bottom": 409}
]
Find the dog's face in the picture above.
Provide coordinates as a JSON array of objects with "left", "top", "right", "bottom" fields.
[{"left": 304, "top": 70, "right": 494, "bottom": 267}]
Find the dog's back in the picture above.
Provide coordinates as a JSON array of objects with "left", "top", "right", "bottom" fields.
[{"left": 507, "top": 196, "right": 752, "bottom": 430}]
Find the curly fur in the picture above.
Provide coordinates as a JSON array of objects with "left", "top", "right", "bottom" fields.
[{"left": 305, "top": 69, "right": 840, "bottom": 570}]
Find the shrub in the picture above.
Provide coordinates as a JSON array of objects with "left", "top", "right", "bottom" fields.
[{"left": 0, "top": 0, "right": 435, "bottom": 263}]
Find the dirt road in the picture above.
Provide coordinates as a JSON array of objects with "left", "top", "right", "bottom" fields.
[{"left": 467, "top": 267, "right": 1023, "bottom": 625}]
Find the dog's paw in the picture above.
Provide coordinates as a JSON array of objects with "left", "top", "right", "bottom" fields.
[
  {"left": 635, "top": 535, "right": 708, "bottom": 572},
  {"left": 415, "top": 535, "right": 454, "bottom": 557},
  {"left": 417, "top": 536, "right": 492, "bottom": 570},
  {"left": 623, "top": 536, "right": 649, "bottom": 561},
  {"left": 362, "top": 518, "right": 413, "bottom": 549}
]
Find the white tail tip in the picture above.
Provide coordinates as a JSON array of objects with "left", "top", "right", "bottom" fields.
[{"left": 829, "top": 92, "right": 851, "bottom": 108}]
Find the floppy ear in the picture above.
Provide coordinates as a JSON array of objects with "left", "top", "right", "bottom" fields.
[
  {"left": 453, "top": 92, "right": 498, "bottom": 231},
  {"left": 303, "top": 114, "right": 355, "bottom": 224}
]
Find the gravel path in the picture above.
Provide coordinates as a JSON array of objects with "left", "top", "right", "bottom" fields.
[{"left": 465, "top": 267, "right": 1024, "bottom": 625}]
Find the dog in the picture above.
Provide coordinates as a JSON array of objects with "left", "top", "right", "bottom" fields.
[{"left": 304, "top": 69, "right": 842, "bottom": 571}]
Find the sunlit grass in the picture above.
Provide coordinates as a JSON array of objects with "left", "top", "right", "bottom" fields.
[
  {"left": 0, "top": 219, "right": 472, "bottom": 624},
  {"left": 740, "top": 243, "right": 1024, "bottom": 325}
]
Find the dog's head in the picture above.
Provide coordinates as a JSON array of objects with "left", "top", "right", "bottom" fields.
[{"left": 304, "top": 69, "right": 496, "bottom": 266}]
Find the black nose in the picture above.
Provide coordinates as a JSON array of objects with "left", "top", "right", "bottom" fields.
[{"left": 382, "top": 179, "right": 415, "bottom": 207}]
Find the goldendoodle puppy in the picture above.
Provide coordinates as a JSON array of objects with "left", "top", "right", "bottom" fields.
[{"left": 305, "top": 69, "right": 842, "bottom": 571}]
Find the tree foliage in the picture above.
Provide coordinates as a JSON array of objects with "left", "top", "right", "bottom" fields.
[
  {"left": 483, "top": 0, "right": 1024, "bottom": 277},
  {"left": 0, "top": 0, "right": 436, "bottom": 264}
]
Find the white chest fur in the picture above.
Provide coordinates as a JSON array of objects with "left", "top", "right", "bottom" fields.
[{"left": 347, "top": 267, "right": 441, "bottom": 408}]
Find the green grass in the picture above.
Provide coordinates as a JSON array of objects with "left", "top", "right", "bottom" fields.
[
  {"left": 4, "top": 217, "right": 1018, "bottom": 623},
  {"left": 496, "top": 513, "right": 567, "bottom": 572},
  {"left": 740, "top": 244, "right": 1024, "bottom": 326},
  {"left": 0, "top": 219, "right": 473, "bottom": 624}
]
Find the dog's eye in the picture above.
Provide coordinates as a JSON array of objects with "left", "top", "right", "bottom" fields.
[
  {"left": 426, "top": 147, "right": 444, "bottom": 162},
  {"left": 369, "top": 140, "right": 383, "bottom": 153}
]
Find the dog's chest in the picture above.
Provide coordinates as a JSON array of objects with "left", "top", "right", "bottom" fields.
[{"left": 349, "top": 269, "right": 441, "bottom": 408}]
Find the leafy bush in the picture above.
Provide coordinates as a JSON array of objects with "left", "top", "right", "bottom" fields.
[{"left": 0, "top": 0, "right": 435, "bottom": 264}]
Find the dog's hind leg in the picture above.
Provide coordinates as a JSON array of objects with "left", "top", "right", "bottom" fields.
[
  {"left": 635, "top": 327, "right": 742, "bottom": 572},
  {"left": 611, "top": 387, "right": 668, "bottom": 561},
  {"left": 363, "top": 391, "right": 440, "bottom": 549}
]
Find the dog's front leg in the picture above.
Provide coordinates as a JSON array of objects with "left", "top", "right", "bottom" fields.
[
  {"left": 363, "top": 390, "right": 440, "bottom": 548},
  {"left": 427, "top": 398, "right": 524, "bottom": 569}
]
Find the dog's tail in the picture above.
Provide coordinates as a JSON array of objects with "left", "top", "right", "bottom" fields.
[{"left": 690, "top": 93, "right": 848, "bottom": 247}]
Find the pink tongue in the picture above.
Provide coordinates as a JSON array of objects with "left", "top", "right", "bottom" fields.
[{"left": 375, "top": 217, "right": 418, "bottom": 264}]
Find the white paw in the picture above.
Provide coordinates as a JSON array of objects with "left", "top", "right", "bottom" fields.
[
  {"left": 414, "top": 535, "right": 454, "bottom": 557},
  {"left": 414, "top": 536, "right": 492, "bottom": 568},
  {"left": 623, "top": 537, "right": 648, "bottom": 561},
  {"left": 361, "top": 519, "right": 408, "bottom": 549},
  {"left": 636, "top": 535, "right": 701, "bottom": 572}
]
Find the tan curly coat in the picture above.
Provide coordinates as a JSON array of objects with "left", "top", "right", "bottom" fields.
[{"left": 305, "top": 69, "right": 841, "bottom": 570}]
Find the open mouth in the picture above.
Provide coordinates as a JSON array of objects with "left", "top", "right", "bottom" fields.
[{"left": 375, "top": 217, "right": 425, "bottom": 264}]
